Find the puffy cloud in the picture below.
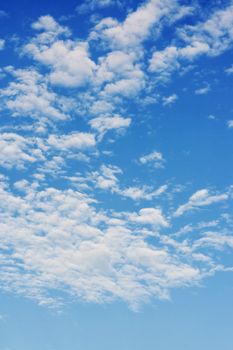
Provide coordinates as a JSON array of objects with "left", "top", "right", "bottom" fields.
[
  {"left": 31, "top": 15, "right": 71, "bottom": 43},
  {"left": 0, "top": 2, "right": 233, "bottom": 312},
  {"left": 116, "top": 184, "right": 167, "bottom": 201},
  {"left": 149, "top": 46, "right": 180, "bottom": 77},
  {"left": 91, "top": 164, "right": 122, "bottom": 190},
  {"left": 0, "top": 133, "right": 43, "bottom": 169},
  {"left": 0, "top": 180, "right": 214, "bottom": 309},
  {"left": 91, "top": 0, "right": 180, "bottom": 49},
  {"left": 149, "top": 3, "right": 233, "bottom": 81},
  {"left": 24, "top": 40, "right": 96, "bottom": 88},
  {"left": 179, "top": 3, "right": 233, "bottom": 57},
  {"left": 127, "top": 207, "right": 169, "bottom": 227},
  {"left": 0, "top": 68, "right": 68, "bottom": 122}
]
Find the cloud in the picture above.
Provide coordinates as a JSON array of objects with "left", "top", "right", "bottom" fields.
[
  {"left": 89, "top": 115, "right": 131, "bottom": 137},
  {"left": 0, "top": 39, "right": 5, "bottom": 50},
  {"left": 227, "top": 120, "right": 233, "bottom": 128},
  {"left": 149, "top": 3, "right": 233, "bottom": 81},
  {"left": 24, "top": 39, "right": 96, "bottom": 88},
  {"left": 48, "top": 132, "right": 96, "bottom": 150},
  {"left": 139, "top": 151, "right": 165, "bottom": 168},
  {"left": 91, "top": 0, "right": 183, "bottom": 50},
  {"left": 31, "top": 15, "right": 71, "bottom": 41},
  {"left": 162, "top": 94, "right": 178, "bottom": 106},
  {"left": 0, "top": 3, "right": 233, "bottom": 312},
  {"left": 1, "top": 179, "right": 213, "bottom": 309},
  {"left": 76, "top": 0, "right": 124, "bottom": 14},
  {"left": 1, "top": 68, "right": 69, "bottom": 122},
  {"left": 127, "top": 207, "right": 169, "bottom": 227},
  {"left": 225, "top": 64, "right": 233, "bottom": 74},
  {"left": 0, "top": 133, "right": 43, "bottom": 169},
  {"left": 174, "top": 189, "right": 228, "bottom": 217},
  {"left": 195, "top": 86, "right": 210, "bottom": 95},
  {"left": 91, "top": 164, "right": 122, "bottom": 190},
  {"left": 116, "top": 184, "right": 167, "bottom": 201}
]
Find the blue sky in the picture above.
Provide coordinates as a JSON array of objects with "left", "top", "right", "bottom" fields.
[{"left": 0, "top": 0, "right": 233, "bottom": 349}]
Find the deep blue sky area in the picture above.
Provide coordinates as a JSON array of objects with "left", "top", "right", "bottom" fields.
[{"left": 0, "top": 1, "right": 233, "bottom": 349}]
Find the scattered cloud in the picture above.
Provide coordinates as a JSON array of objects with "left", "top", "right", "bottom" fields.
[
  {"left": 76, "top": 0, "right": 124, "bottom": 14},
  {"left": 227, "top": 120, "right": 233, "bottom": 128},
  {"left": 0, "top": 1, "right": 232, "bottom": 311},
  {"left": 195, "top": 86, "right": 211, "bottom": 95},
  {"left": 174, "top": 189, "right": 228, "bottom": 217},
  {"left": 89, "top": 115, "right": 131, "bottom": 138},
  {"left": 139, "top": 151, "right": 165, "bottom": 168},
  {"left": 0, "top": 39, "right": 5, "bottom": 50},
  {"left": 162, "top": 94, "right": 178, "bottom": 106}
]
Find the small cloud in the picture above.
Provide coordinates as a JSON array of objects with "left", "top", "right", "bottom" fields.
[
  {"left": 227, "top": 120, "right": 233, "bottom": 128},
  {"left": 0, "top": 39, "right": 5, "bottom": 50},
  {"left": 225, "top": 65, "right": 233, "bottom": 75},
  {"left": 208, "top": 114, "right": 216, "bottom": 120},
  {"left": 162, "top": 94, "right": 178, "bottom": 106},
  {"left": 76, "top": 0, "right": 124, "bottom": 14},
  {"left": 89, "top": 115, "right": 131, "bottom": 138},
  {"left": 195, "top": 86, "right": 210, "bottom": 95},
  {"left": 139, "top": 151, "right": 165, "bottom": 168}
]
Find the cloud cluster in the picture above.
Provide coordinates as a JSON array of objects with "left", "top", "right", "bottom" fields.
[{"left": 0, "top": 0, "right": 232, "bottom": 311}]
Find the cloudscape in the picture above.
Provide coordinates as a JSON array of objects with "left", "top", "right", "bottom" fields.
[{"left": 0, "top": 1, "right": 233, "bottom": 349}]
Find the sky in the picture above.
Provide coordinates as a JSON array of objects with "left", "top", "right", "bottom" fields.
[{"left": 0, "top": 0, "right": 233, "bottom": 349}]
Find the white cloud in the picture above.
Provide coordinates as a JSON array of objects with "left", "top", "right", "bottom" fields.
[
  {"left": 162, "top": 94, "right": 178, "bottom": 106},
  {"left": 139, "top": 151, "right": 165, "bottom": 168},
  {"left": 48, "top": 132, "right": 96, "bottom": 150},
  {"left": 0, "top": 39, "right": 5, "bottom": 50},
  {"left": 127, "top": 207, "right": 169, "bottom": 227},
  {"left": 195, "top": 232, "right": 233, "bottom": 251},
  {"left": 89, "top": 115, "right": 131, "bottom": 137},
  {"left": 24, "top": 40, "right": 96, "bottom": 88},
  {"left": 0, "top": 133, "right": 43, "bottom": 169},
  {"left": 227, "top": 120, "right": 233, "bottom": 128},
  {"left": 0, "top": 3, "right": 232, "bottom": 312},
  {"left": 92, "top": 164, "right": 122, "bottom": 190},
  {"left": 116, "top": 184, "right": 167, "bottom": 201},
  {"left": 149, "top": 3, "right": 233, "bottom": 81},
  {"left": 174, "top": 189, "right": 228, "bottom": 217},
  {"left": 1, "top": 68, "right": 69, "bottom": 122},
  {"left": 225, "top": 64, "right": 233, "bottom": 74},
  {"left": 76, "top": 0, "right": 124, "bottom": 14},
  {"left": 149, "top": 46, "right": 179, "bottom": 77},
  {"left": 91, "top": 0, "right": 181, "bottom": 49},
  {"left": 31, "top": 15, "right": 71, "bottom": 42},
  {"left": 195, "top": 86, "right": 210, "bottom": 95}
]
